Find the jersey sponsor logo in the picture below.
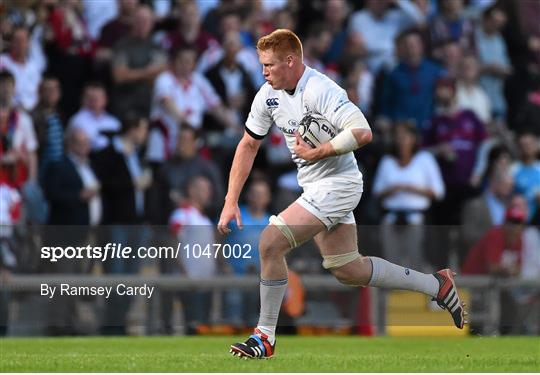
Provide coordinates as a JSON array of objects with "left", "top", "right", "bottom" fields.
[
  {"left": 277, "top": 119, "right": 298, "bottom": 135},
  {"left": 266, "top": 98, "right": 279, "bottom": 108},
  {"left": 278, "top": 126, "right": 295, "bottom": 135}
]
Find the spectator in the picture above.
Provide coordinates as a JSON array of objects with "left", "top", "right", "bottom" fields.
[
  {"left": 439, "top": 39, "right": 463, "bottom": 78},
  {"left": 196, "top": 10, "right": 263, "bottom": 89},
  {"left": 167, "top": 175, "right": 216, "bottom": 334},
  {"left": 462, "top": 196, "right": 528, "bottom": 334},
  {"left": 428, "top": 0, "right": 474, "bottom": 58},
  {"left": 224, "top": 179, "right": 272, "bottom": 328},
  {"left": 424, "top": 78, "right": 487, "bottom": 267},
  {"left": 514, "top": 74, "right": 540, "bottom": 136},
  {"left": 146, "top": 46, "right": 235, "bottom": 164},
  {"left": 500, "top": 0, "right": 540, "bottom": 122},
  {"left": 522, "top": 225, "right": 540, "bottom": 280},
  {"left": 379, "top": 29, "right": 445, "bottom": 130},
  {"left": 456, "top": 54, "right": 492, "bottom": 124},
  {"left": 372, "top": 121, "right": 445, "bottom": 270},
  {"left": 461, "top": 169, "right": 514, "bottom": 252},
  {"left": 321, "top": 0, "right": 350, "bottom": 67},
  {"left": 348, "top": 0, "right": 425, "bottom": 74},
  {"left": 110, "top": 5, "right": 167, "bottom": 118},
  {"left": 96, "top": 0, "right": 139, "bottom": 57},
  {"left": 205, "top": 31, "right": 257, "bottom": 133},
  {"left": 342, "top": 60, "right": 374, "bottom": 116},
  {"left": 93, "top": 113, "right": 150, "bottom": 335},
  {"left": 160, "top": 0, "right": 217, "bottom": 56},
  {"left": 68, "top": 82, "right": 121, "bottom": 151},
  {"left": 153, "top": 126, "right": 224, "bottom": 223},
  {"left": 93, "top": 113, "right": 150, "bottom": 227},
  {"left": 302, "top": 24, "right": 332, "bottom": 74},
  {"left": 43, "top": 0, "right": 95, "bottom": 116},
  {"left": 510, "top": 131, "right": 540, "bottom": 224},
  {"left": 42, "top": 127, "right": 100, "bottom": 335},
  {"left": 82, "top": 0, "right": 118, "bottom": 40},
  {"left": 0, "top": 27, "right": 43, "bottom": 111},
  {"left": 425, "top": 78, "right": 487, "bottom": 209},
  {"left": 0, "top": 71, "right": 38, "bottom": 188},
  {"left": 44, "top": 127, "right": 101, "bottom": 226},
  {"left": 462, "top": 198, "right": 527, "bottom": 276},
  {"left": 475, "top": 5, "right": 512, "bottom": 120},
  {"left": 0, "top": 177, "right": 21, "bottom": 336},
  {"left": 31, "top": 76, "right": 64, "bottom": 181}
]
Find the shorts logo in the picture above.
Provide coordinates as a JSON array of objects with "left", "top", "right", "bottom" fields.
[
  {"left": 266, "top": 98, "right": 279, "bottom": 108},
  {"left": 405, "top": 268, "right": 410, "bottom": 275}
]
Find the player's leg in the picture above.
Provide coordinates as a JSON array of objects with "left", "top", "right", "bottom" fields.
[
  {"left": 230, "top": 202, "right": 325, "bottom": 359},
  {"left": 315, "top": 223, "right": 467, "bottom": 329}
]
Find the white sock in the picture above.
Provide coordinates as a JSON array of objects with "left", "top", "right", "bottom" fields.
[
  {"left": 368, "top": 257, "right": 439, "bottom": 297},
  {"left": 257, "top": 278, "right": 287, "bottom": 344},
  {"left": 256, "top": 325, "right": 275, "bottom": 344}
]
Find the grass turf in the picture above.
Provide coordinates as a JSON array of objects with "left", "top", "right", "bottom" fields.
[{"left": 1, "top": 336, "right": 538, "bottom": 372}]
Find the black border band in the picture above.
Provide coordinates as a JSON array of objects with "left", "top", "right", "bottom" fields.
[{"left": 245, "top": 126, "right": 267, "bottom": 140}]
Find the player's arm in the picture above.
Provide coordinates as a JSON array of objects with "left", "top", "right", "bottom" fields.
[
  {"left": 218, "top": 131, "right": 262, "bottom": 235},
  {"left": 294, "top": 109, "right": 373, "bottom": 162}
]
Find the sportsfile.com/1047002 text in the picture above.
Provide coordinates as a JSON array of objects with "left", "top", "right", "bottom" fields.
[{"left": 40, "top": 243, "right": 253, "bottom": 263}]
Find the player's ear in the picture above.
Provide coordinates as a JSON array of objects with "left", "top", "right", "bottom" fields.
[{"left": 286, "top": 54, "right": 294, "bottom": 67}]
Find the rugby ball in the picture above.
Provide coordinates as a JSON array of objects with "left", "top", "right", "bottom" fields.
[{"left": 297, "top": 114, "right": 337, "bottom": 148}]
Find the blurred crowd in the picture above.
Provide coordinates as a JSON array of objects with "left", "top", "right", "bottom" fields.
[{"left": 0, "top": 0, "right": 539, "bottom": 336}]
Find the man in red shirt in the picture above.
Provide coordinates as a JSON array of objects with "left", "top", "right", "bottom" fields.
[{"left": 462, "top": 196, "right": 527, "bottom": 276}]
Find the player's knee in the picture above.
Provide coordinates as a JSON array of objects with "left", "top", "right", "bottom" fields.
[
  {"left": 259, "top": 226, "right": 290, "bottom": 260},
  {"left": 330, "top": 257, "right": 371, "bottom": 287}
]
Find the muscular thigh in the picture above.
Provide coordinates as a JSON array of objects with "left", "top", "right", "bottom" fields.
[{"left": 314, "top": 223, "right": 358, "bottom": 256}]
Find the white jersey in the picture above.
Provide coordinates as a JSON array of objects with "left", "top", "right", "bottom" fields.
[{"left": 246, "top": 66, "right": 363, "bottom": 187}]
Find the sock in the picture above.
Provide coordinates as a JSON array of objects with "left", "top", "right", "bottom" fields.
[
  {"left": 257, "top": 278, "right": 287, "bottom": 344},
  {"left": 368, "top": 257, "right": 439, "bottom": 298}
]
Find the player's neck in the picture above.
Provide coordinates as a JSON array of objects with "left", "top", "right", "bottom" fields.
[{"left": 284, "top": 64, "right": 306, "bottom": 94}]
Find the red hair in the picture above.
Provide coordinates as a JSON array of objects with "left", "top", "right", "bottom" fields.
[{"left": 256, "top": 29, "right": 303, "bottom": 59}]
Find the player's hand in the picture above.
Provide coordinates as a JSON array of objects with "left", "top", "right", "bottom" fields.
[
  {"left": 218, "top": 200, "right": 243, "bottom": 235},
  {"left": 294, "top": 132, "right": 323, "bottom": 162}
]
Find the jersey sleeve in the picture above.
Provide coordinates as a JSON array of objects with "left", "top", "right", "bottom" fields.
[
  {"left": 245, "top": 86, "right": 272, "bottom": 139},
  {"left": 306, "top": 78, "right": 368, "bottom": 131}
]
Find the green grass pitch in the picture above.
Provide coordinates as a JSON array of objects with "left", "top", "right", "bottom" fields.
[{"left": 1, "top": 336, "right": 538, "bottom": 372}]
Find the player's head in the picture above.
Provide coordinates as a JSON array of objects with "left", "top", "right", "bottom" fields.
[{"left": 256, "top": 29, "right": 303, "bottom": 90}]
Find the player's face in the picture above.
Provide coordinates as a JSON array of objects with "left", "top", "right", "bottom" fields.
[{"left": 259, "top": 49, "right": 292, "bottom": 90}]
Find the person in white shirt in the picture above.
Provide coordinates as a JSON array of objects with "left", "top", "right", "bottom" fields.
[
  {"left": 168, "top": 175, "right": 216, "bottom": 334},
  {"left": 373, "top": 122, "right": 445, "bottom": 270},
  {"left": 0, "top": 27, "right": 43, "bottom": 111},
  {"left": 348, "top": 0, "right": 425, "bottom": 74},
  {"left": 218, "top": 29, "right": 465, "bottom": 359},
  {"left": 0, "top": 71, "right": 38, "bottom": 186},
  {"left": 147, "top": 47, "right": 236, "bottom": 163},
  {"left": 68, "top": 82, "right": 121, "bottom": 151},
  {"left": 456, "top": 54, "right": 492, "bottom": 124}
]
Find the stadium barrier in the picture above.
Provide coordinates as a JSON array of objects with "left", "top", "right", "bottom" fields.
[{"left": 1, "top": 274, "right": 539, "bottom": 335}]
